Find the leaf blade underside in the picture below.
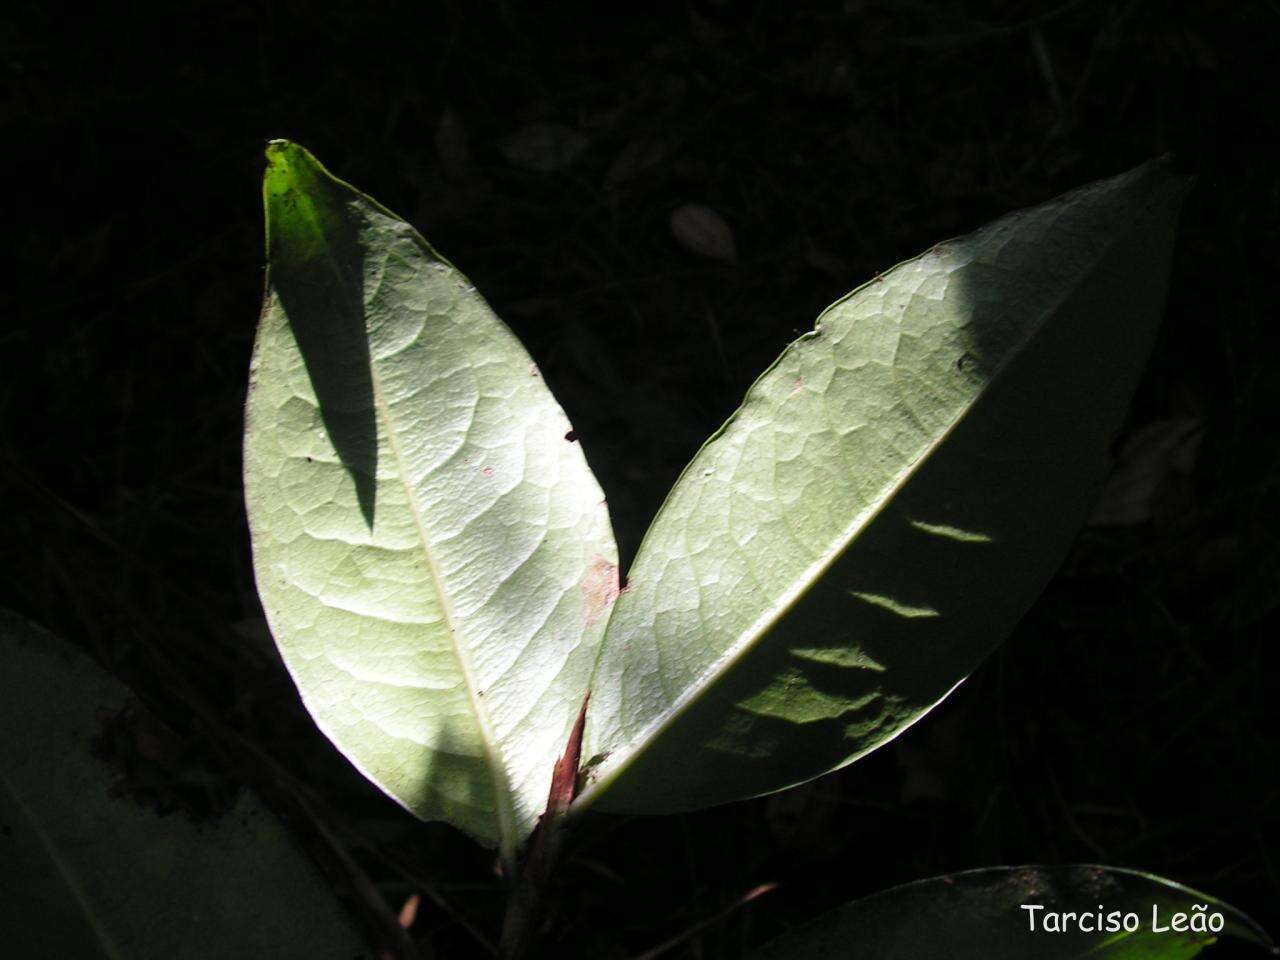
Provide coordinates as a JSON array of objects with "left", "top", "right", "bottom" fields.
[
  {"left": 244, "top": 141, "right": 617, "bottom": 855},
  {"left": 580, "top": 159, "right": 1191, "bottom": 815}
]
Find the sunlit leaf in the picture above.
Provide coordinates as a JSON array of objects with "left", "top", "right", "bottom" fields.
[
  {"left": 580, "top": 159, "right": 1190, "bottom": 814},
  {"left": 244, "top": 141, "right": 617, "bottom": 857}
]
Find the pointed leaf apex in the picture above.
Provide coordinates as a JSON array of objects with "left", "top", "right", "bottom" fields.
[
  {"left": 264, "top": 140, "right": 336, "bottom": 182},
  {"left": 261, "top": 140, "right": 345, "bottom": 265}
]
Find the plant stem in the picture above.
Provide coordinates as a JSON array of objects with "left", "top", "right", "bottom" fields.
[{"left": 498, "top": 694, "right": 589, "bottom": 959}]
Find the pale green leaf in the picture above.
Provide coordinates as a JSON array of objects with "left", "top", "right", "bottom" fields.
[
  {"left": 748, "top": 865, "right": 1275, "bottom": 959},
  {"left": 0, "top": 609, "right": 369, "bottom": 959},
  {"left": 244, "top": 142, "right": 617, "bottom": 857},
  {"left": 580, "top": 159, "right": 1190, "bottom": 814}
]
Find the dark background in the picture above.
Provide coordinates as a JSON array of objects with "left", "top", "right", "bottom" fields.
[{"left": 2, "top": 1, "right": 1277, "bottom": 957}]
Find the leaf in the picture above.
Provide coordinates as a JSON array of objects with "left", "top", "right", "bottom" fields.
[
  {"left": 670, "top": 204, "right": 739, "bottom": 262},
  {"left": 500, "top": 123, "right": 590, "bottom": 173},
  {"left": 579, "top": 159, "right": 1190, "bottom": 815},
  {"left": 0, "top": 609, "right": 369, "bottom": 959},
  {"left": 1088, "top": 416, "right": 1204, "bottom": 526},
  {"left": 244, "top": 141, "right": 617, "bottom": 858},
  {"left": 747, "top": 865, "right": 1275, "bottom": 959}
]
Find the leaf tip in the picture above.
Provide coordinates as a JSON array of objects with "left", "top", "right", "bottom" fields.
[
  {"left": 262, "top": 139, "right": 326, "bottom": 194},
  {"left": 1140, "top": 151, "right": 1197, "bottom": 201},
  {"left": 261, "top": 140, "right": 343, "bottom": 265},
  {"left": 264, "top": 137, "right": 294, "bottom": 160}
]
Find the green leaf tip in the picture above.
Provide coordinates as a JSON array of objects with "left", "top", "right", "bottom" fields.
[
  {"left": 261, "top": 140, "right": 348, "bottom": 266},
  {"left": 263, "top": 139, "right": 331, "bottom": 186}
]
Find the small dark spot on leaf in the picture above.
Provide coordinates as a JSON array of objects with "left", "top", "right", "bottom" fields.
[
  {"left": 305, "top": 455, "right": 314, "bottom": 463},
  {"left": 564, "top": 430, "right": 577, "bottom": 442}
]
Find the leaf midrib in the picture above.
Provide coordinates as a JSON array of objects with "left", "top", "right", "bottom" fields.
[
  {"left": 0, "top": 765, "right": 124, "bottom": 960},
  {"left": 280, "top": 188, "right": 517, "bottom": 857}
]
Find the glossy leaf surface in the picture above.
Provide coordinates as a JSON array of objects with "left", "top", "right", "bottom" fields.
[
  {"left": 580, "top": 160, "right": 1190, "bottom": 814},
  {"left": 749, "top": 865, "right": 1274, "bottom": 959},
  {"left": 244, "top": 142, "right": 617, "bottom": 856},
  {"left": 0, "top": 610, "right": 368, "bottom": 958}
]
